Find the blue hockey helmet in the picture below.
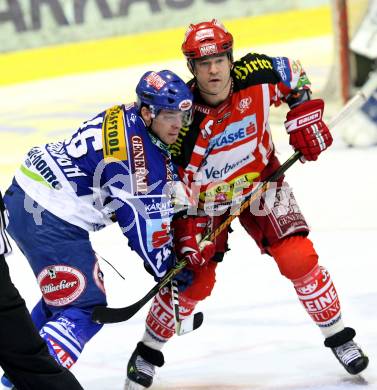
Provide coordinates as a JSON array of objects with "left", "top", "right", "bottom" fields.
[{"left": 136, "top": 70, "right": 193, "bottom": 125}]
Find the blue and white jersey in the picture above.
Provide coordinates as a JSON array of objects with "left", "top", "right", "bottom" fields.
[{"left": 14, "top": 104, "right": 176, "bottom": 278}]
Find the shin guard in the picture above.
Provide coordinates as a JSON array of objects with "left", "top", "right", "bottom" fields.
[
  {"left": 145, "top": 286, "right": 197, "bottom": 342},
  {"left": 293, "top": 264, "right": 342, "bottom": 330}
]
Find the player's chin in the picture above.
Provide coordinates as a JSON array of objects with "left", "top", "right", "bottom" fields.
[
  {"left": 207, "top": 81, "right": 222, "bottom": 93},
  {"left": 165, "top": 133, "right": 179, "bottom": 144}
]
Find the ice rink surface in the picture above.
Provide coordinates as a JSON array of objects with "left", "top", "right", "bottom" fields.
[{"left": 1, "top": 36, "right": 377, "bottom": 389}]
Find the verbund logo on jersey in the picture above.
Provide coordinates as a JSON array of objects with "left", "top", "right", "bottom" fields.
[
  {"left": 37, "top": 265, "right": 86, "bottom": 307},
  {"left": 210, "top": 114, "right": 257, "bottom": 150}
]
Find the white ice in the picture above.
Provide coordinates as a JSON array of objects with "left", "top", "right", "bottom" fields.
[{"left": 1, "top": 36, "right": 377, "bottom": 389}]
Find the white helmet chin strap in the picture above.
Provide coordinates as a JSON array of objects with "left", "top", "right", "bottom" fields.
[{"left": 149, "top": 105, "right": 157, "bottom": 119}]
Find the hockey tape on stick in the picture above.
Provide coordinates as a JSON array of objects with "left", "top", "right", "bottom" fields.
[
  {"left": 170, "top": 279, "right": 204, "bottom": 336},
  {"left": 91, "top": 92, "right": 365, "bottom": 325},
  {"left": 171, "top": 278, "right": 181, "bottom": 332}
]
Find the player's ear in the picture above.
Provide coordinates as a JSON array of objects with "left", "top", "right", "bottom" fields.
[{"left": 140, "top": 106, "right": 152, "bottom": 126}]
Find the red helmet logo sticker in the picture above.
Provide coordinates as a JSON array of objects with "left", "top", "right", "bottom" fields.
[
  {"left": 199, "top": 44, "right": 218, "bottom": 57},
  {"left": 38, "top": 265, "right": 86, "bottom": 307}
]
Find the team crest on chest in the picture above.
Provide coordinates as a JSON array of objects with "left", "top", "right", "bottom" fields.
[{"left": 237, "top": 97, "right": 252, "bottom": 113}]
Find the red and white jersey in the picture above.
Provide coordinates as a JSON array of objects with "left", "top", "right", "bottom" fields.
[{"left": 170, "top": 53, "right": 311, "bottom": 211}]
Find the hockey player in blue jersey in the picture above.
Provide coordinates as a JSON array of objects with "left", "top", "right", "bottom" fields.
[{"left": 2, "top": 70, "right": 195, "bottom": 387}]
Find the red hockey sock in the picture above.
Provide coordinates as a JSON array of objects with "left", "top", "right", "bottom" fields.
[
  {"left": 145, "top": 286, "right": 197, "bottom": 342},
  {"left": 269, "top": 236, "right": 342, "bottom": 331},
  {"left": 292, "top": 264, "right": 342, "bottom": 329}
]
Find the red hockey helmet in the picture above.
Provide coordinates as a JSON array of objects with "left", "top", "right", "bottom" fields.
[{"left": 181, "top": 19, "right": 233, "bottom": 60}]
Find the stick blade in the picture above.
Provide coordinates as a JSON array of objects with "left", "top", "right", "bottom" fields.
[
  {"left": 177, "top": 311, "right": 204, "bottom": 336},
  {"left": 91, "top": 304, "right": 140, "bottom": 324}
]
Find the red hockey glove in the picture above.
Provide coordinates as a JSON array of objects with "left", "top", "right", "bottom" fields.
[
  {"left": 172, "top": 216, "right": 215, "bottom": 267},
  {"left": 285, "top": 99, "right": 333, "bottom": 161}
]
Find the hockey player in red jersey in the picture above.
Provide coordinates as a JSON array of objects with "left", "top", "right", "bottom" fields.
[{"left": 125, "top": 20, "right": 369, "bottom": 388}]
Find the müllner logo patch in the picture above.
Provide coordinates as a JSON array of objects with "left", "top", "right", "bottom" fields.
[
  {"left": 145, "top": 72, "right": 166, "bottom": 90},
  {"left": 37, "top": 265, "right": 86, "bottom": 306}
]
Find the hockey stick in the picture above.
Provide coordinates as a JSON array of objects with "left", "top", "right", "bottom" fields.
[
  {"left": 92, "top": 158, "right": 292, "bottom": 325},
  {"left": 170, "top": 279, "right": 204, "bottom": 335},
  {"left": 92, "top": 91, "right": 366, "bottom": 325},
  {"left": 95, "top": 252, "right": 125, "bottom": 280}
]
